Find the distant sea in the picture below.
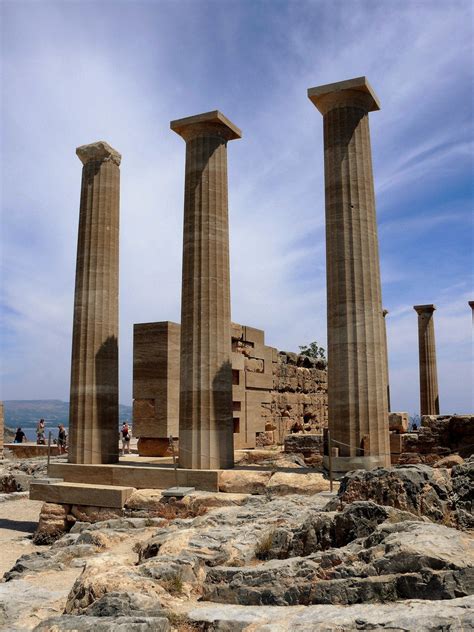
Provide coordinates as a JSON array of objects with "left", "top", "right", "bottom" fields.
[{"left": 4, "top": 399, "right": 133, "bottom": 442}]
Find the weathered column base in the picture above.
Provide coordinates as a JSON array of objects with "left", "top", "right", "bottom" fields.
[{"left": 323, "top": 454, "right": 390, "bottom": 473}]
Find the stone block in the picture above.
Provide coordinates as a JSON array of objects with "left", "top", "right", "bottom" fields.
[
  {"left": 232, "top": 352, "right": 245, "bottom": 371},
  {"left": 266, "top": 471, "right": 330, "bottom": 495},
  {"left": 137, "top": 438, "right": 171, "bottom": 457},
  {"left": 246, "top": 372, "right": 273, "bottom": 390},
  {"left": 390, "top": 433, "right": 403, "bottom": 454},
  {"left": 244, "top": 326, "right": 265, "bottom": 345},
  {"left": 231, "top": 322, "right": 243, "bottom": 339},
  {"left": 30, "top": 482, "right": 135, "bottom": 508},
  {"left": 389, "top": 412, "right": 409, "bottom": 434}
]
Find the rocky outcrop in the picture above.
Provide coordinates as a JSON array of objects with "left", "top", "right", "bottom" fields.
[
  {"left": 203, "top": 520, "right": 474, "bottom": 606},
  {"left": 187, "top": 596, "right": 474, "bottom": 630},
  {"left": 34, "top": 615, "right": 170, "bottom": 631},
  {"left": 328, "top": 461, "right": 474, "bottom": 529}
]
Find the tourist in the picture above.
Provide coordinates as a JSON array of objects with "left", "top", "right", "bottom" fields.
[
  {"left": 14, "top": 427, "right": 26, "bottom": 443},
  {"left": 36, "top": 418, "right": 46, "bottom": 445},
  {"left": 57, "top": 424, "right": 67, "bottom": 454},
  {"left": 121, "top": 422, "right": 131, "bottom": 455}
]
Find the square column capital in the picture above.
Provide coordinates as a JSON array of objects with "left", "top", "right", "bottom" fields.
[
  {"left": 414, "top": 304, "right": 436, "bottom": 315},
  {"left": 308, "top": 76, "right": 380, "bottom": 115},
  {"left": 76, "top": 141, "right": 121, "bottom": 166},
  {"left": 170, "top": 110, "right": 242, "bottom": 142}
]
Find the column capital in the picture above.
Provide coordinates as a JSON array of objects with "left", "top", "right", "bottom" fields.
[
  {"left": 308, "top": 76, "right": 380, "bottom": 116},
  {"left": 76, "top": 141, "right": 121, "bottom": 166},
  {"left": 414, "top": 304, "right": 436, "bottom": 315},
  {"left": 170, "top": 110, "right": 242, "bottom": 143}
]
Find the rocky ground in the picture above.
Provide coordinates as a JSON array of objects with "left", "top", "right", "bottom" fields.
[{"left": 0, "top": 454, "right": 473, "bottom": 631}]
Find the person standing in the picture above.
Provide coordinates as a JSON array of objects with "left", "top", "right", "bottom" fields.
[
  {"left": 121, "top": 422, "right": 131, "bottom": 456},
  {"left": 14, "top": 428, "right": 26, "bottom": 443},
  {"left": 57, "top": 424, "right": 67, "bottom": 454},
  {"left": 36, "top": 419, "right": 46, "bottom": 445}
]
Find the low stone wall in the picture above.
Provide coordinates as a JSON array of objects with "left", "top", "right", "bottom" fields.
[{"left": 4, "top": 443, "right": 60, "bottom": 459}]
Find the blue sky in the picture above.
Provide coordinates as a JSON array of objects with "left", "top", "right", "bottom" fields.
[{"left": 1, "top": 0, "right": 473, "bottom": 415}]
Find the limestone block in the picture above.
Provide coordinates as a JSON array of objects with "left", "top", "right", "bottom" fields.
[
  {"left": 246, "top": 372, "right": 273, "bottom": 390},
  {"left": 231, "top": 323, "right": 243, "bottom": 339},
  {"left": 232, "top": 352, "right": 245, "bottom": 371},
  {"left": 219, "top": 470, "right": 271, "bottom": 494},
  {"left": 137, "top": 438, "right": 171, "bottom": 457},
  {"left": 245, "top": 357, "right": 264, "bottom": 373},
  {"left": 389, "top": 412, "right": 409, "bottom": 433},
  {"left": 266, "top": 472, "right": 331, "bottom": 495},
  {"left": 390, "top": 433, "right": 403, "bottom": 454},
  {"left": 244, "top": 326, "right": 265, "bottom": 345},
  {"left": 30, "top": 482, "right": 135, "bottom": 508}
]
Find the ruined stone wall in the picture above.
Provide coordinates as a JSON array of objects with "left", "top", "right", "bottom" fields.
[
  {"left": 258, "top": 352, "right": 327, "bottom": 447},
  {"left": 394, "top": 415, "right": 474, "bottom": 465},
  {"left": 132, "top": 321, "right": 328, "bottom": 454}
]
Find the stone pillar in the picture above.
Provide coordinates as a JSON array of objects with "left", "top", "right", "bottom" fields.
[
  {"left": 383, "top": 309, "right": 391, "bottom": 412},
  {"left": 171, "top": 111, "right": 241, "bottom": 469},
  {"left": 308, "top": 77, "right": 390, "bottom": 471},
  {"left": 469, "top": 301, "right": 474, "bottom": 322},
  {"left": 69, "top": 141, "right": 121, "bottom": 464},
  {"left": 0, "top": 401, "right": 4, "bottom": 459},
  {"left": 414, "top": 304, "right": 440, "bottom": 415}
]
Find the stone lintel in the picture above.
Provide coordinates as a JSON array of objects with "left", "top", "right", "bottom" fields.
[
  {"left": 308, "top": 76, "right": 380, "bottom": 114},
  {"left": 170, "top": 110, "right": 242, "bottom": 141},
  {"left": 414, "top": 304, "right": 436, "bottom": 315},
  {"left": 76, "top": 141, "right": 122, "bottom": 166}
]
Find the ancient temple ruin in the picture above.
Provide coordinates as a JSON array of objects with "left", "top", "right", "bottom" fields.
[{"left": 132, "top": 321, "right": 327, "bottom": 456}]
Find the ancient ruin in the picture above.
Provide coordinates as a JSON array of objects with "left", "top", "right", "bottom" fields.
[
  {"left": 414, "top": 304, "right": 440, "bottom": 416},
  {"left": 68, "top": 141, "right": 121, "bottom": 465},
  {"left": 308, "top": 77, "right": 390, "bottom": 471},
  {"left": 171, "top": 111, "right": 241, "bottom": 470},
  {"left": 132, "top": 321, "right": 327, "bottom": 455}
]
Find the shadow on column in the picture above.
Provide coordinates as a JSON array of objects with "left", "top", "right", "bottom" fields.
[
  {"left": 212, "top": 359, "right": 234, "bottom": 469},
  {"left": 95, "top": 335, "right": 119, "bottom": 464}
]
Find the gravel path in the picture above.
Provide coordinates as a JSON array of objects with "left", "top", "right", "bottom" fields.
[{"left": 0, "top": 495, "right": 43, "bottom": 576}]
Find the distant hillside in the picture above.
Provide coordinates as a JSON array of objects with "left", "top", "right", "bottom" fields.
[{"left": 3, "top": 399, "right": 132, "bottom": 429}]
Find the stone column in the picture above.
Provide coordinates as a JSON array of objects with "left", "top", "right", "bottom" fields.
[
  {"left": 171, "top": 111, "right": 241, "bottom": 469},
  {"left": 469, "top": 301, "right": 474, "bottom": 322},
  {"left": 308, "top": 77, "right": 390, "bottom": 471},
  {"left": 383, "top": 309, "right": 391, "bottom": 412},
  {"left": 69, "top": 141, "right": 121, "bottom": 464},
  {"left": 414, "top": 304, "right": 440, "bottom": 415}
]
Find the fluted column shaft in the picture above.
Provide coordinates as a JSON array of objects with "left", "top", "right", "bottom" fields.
[
  {"left": 309, "top": 78, "right": 390, "bottom": 467},
  {"left": 171, "top": 112, "right": 241, "bottom": 469},
  {"left": 69, "top": 141, "right": 121, "bottom": 464},
  {"left": 383, "top": 309, "right": 391, "bottom": 412},
  {"left": 414, "top": 304, "right": 439, "bottom": 415}
]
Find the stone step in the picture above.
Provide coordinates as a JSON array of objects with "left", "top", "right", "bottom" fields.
[{"left": 30, "top": 481, "right": 135, "bottom": 508}]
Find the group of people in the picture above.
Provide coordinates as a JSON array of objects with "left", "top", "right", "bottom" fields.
[
  {"left": 14, "top": 420, "right": 132, "bottom": 458},
  {"left": 13, "top": 420, "right": 67, "bottom": 454}
]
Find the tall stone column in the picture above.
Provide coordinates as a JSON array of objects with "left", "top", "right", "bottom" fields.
[
  {"left": 383, "top": 309, "right": 391, "bottom": 412},
  {"left": 308, "top": 77, "right": 390, "bottom": 471},
  {"left": 414, "top": 304, "right": 440, "bottom": 415},
  {"left": 69, "top": 141, "right": 121, "bottom": 464},
  {"left": 171, "top": 111, "right": 241, "bottom": 469}
]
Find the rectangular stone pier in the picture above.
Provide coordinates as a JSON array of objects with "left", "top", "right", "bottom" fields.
[{"left": 48, "top": 462, "right": 221, "bottom": 492}]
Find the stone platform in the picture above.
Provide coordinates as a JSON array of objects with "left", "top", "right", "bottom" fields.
[
  {"left": 30, "top": 481, "right": 135, "bottom": 507},
  {"left": 48, "top": 462, "right": 221, "bottom": 492}
]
